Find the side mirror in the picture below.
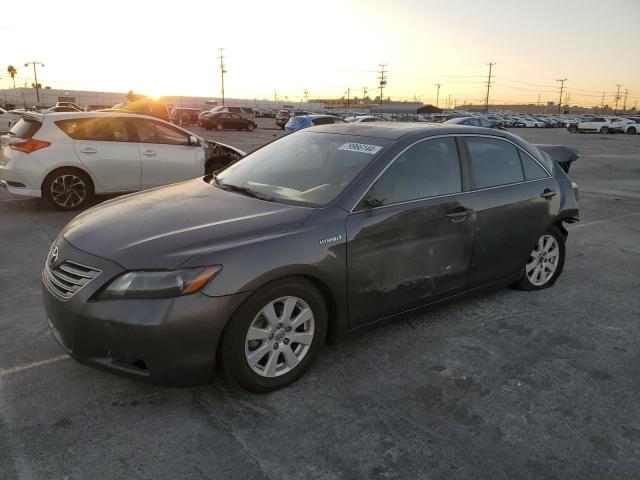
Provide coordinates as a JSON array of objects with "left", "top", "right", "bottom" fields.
[{"left": 189, "top": 135, "right": 199, "bottom": 146}]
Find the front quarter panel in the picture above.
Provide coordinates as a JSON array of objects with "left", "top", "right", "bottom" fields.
[{"left": 188, "top": 206, "right": 350, "bottom": 333}]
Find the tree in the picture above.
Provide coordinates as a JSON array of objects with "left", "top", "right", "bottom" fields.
[
  {"left": 7, "top": 65, "right": 17, "bottom": 88},
  {"left": 126, "top": 90, "right": 139, "bottom": 102}
]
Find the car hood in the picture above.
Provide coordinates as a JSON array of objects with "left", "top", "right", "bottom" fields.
[{"left": 61, "top": 178, "right": 314, "bottom": 269}]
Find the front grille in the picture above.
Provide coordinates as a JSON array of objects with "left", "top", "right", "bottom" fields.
[{"left": 43, "top": 260, "right": 101, "bottom": 300}]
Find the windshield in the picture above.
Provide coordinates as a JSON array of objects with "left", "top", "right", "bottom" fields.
[{"left": 216, "top": 131, "right": 389, "bottom": 207}]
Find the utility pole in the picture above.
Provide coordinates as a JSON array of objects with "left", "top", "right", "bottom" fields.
[
  {"left": 434, "top": 83, "right": 442, "bottom": 108},
  {"left": 346, "top": 87, "right": 351, "bottom": 109},
  {"left": 614, "top": 84, "right": 622, "bottom": 114},
  {"left": 556, "top": 78, "right": 567, "bottom": 113},
  {"left": 601, "top": 91, "right": 605, "bottom": 109},
  {"left": 377, "top": 64, "right": 387, "bottom": 105},
  {"left": 622, "top": 89, "right": 628, "bottom": 112},
  {"left": 484, "top": 62, "right": 495, "bottom": 112},
  {"left": 362, "top": 86, "right": 368, "bottom": 100},
  {"left": 537, "top": 93, "right": 541, "bottom": 106},
  {"left": 274, "top": 90, "right": 278, "bottom": 102},
  {"left": 218, "top": 48, "right": 226, "bottom": 106},
  {"left": 24, "top": 61, "right": 44, "bottom": 105},
  {"left": 303, "top": 89, "right": 309, "bottom": 103}
]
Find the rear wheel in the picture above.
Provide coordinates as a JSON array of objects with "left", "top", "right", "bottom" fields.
[
  {"left": 221, "top": 277, "right": 327, "bottom": 393},
  {"left": 513, "top": 226, "right": 565, "bottom": 291},
  {"left": 215, "top": 123, "right": 224, "bottom": 131},
  {"left": 247, "top": 123, "right": 256, "bottom": 131},
  {"left": 627, "top": 126, "right": 637, "bottom": 135},
  {"left": 600, "top": 126, "right": 609, "bottom": 134},
  {"left": 42, "top": 168, "right": 93, "bottom": 211},
  {"left": 568, "top": 125, "right": 578, "bottom": 133}
]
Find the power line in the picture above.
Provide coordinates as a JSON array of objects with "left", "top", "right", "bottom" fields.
[
  {"left": 218, "top": 48, "right": 226, "bottom": 105},
  {"left": 614, "top": 84, "right": 622, "bottom": 114},
  {"left": 434, "top": 83, "right": 442, "bottom": 108},
  {"left": 24, "top": 61, "right": 44, "bottom": 105},
  {"left": 377, "top": 64, "right": 387, "bottom": 105},
  {"left": 556, "top": 78, "right": 567, "bottom": 113},
  {"left": 484, "top": 62, "right": 495, "bottom": 112}
]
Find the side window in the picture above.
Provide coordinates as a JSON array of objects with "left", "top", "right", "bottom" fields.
[
  {"left": 466, "top": 137, "right": 524, "bottom": 189},
  {"left": 312, "top": 117, "right": 333, "bottom": 126},
  {"left": 467, "top": 118, "right": 480, "bottom": 126},
  {"left": 519, "top": 150, "right": 549, "bottom": 180},
  {"left": 134, "top": 120, "right": 190, "bottom": 146},
  {"left": 479, "top": 118, "right": 492, "bottom": 128},
  {"left": 362, "top": 137, "right": 461, "bottom": 207}
]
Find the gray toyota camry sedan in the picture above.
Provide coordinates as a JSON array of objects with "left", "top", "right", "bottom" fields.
[{"left": 42, "top": 123, "right": 579, "bottom": 392}]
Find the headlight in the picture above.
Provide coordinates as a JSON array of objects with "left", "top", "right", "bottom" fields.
[{"left": 98, "top": 266, "right": 222, "bottom": 300}]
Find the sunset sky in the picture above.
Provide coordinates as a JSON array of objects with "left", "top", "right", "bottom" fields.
[{"left": 2, "top": 0, "right": 639, "bottom": 107}]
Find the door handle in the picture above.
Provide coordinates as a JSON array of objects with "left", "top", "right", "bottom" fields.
[
  {"left": 79, "top": 147, "right": 97, "bottom": 154},
  {"left": 541, "top": 189, "right": 557, "bottom": 199},
  {"left": 141, "top": 150, "right": 157, "bottom": 157},
  {"left": 445, "top": 209, "right": 471, "bottom": 222}
]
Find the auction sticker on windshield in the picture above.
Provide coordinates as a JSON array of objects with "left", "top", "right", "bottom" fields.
[{"left": 338, "top": 143, "right": 383, "bottom": 154}]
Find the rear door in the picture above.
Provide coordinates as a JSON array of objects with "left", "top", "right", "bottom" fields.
[
  {"left": 346, "top": 136, "right": 475, "bottom": 327},
  {"left": 459, "top": 135, "right": 557, "bottom": 287},
  {"left": 64, "top": 117, "right": 141, "bottom": 192},
  {"left": 131, "top": 118, "right": 203, "bottom": 188}
]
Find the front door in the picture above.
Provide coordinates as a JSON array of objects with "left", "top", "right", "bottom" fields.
[
  {"left": 132, "top": 118, "right": 203, "bottom": 188},
  {"left": 346, "top": 136, "right": 475, "bottom": 327}
]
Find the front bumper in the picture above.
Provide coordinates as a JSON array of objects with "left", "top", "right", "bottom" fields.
[{"left": 42, "top": 237, "right": 252, "bottom": 386}]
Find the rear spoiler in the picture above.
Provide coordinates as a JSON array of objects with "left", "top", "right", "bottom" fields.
[{"left": 534, "top": 144, "right": 579, "bottom": 173}]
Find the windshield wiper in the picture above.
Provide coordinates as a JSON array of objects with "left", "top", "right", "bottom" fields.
[{"left": 217, "top": 182, "right": 275, "bottom": 202}]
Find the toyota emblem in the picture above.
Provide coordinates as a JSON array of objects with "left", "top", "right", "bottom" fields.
[{"left": 49, "top": 246, "right": 59, "bottom": 265}]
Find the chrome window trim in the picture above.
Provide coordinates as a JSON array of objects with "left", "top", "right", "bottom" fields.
[{"left": 350, "top": 133, "right": 551, "bottom": 212}]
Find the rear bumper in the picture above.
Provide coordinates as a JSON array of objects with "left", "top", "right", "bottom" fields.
[
  {"left": 0, "top": 179, "right": 41, "bottom": 198},
  {"left": 41, "top": 237, "right": 252, "bottom": 386}
]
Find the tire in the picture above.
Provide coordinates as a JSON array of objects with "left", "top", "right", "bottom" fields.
[
  {"left": 513, "top": 225, "right": 565, "bottom": 291},
  {"left": 205, "top": 126, "right": 212, "bottom": 131},
  {"left": 215, "top": 123, "right": 224, "bottom": 131},
  {"left": 627, "top": 127, "right": 637, "bottom": 135},
  {"left": 42, "top": 168, "right": 94, "bottom": 211},
  {"left": 568, "top": 125, "right": 578, "bottom": 134},
  {"left": 220, "top": 277, "right": 328, "bottom": 393},
  {"left": 600, "top": 127, "right": 609, "bottom": 134},
  {"left": 247, "top": 123, "right": 256, "bottom": 131}
]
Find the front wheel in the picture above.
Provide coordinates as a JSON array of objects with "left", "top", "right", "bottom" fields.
[
  {"left": 215, "top": 123, "right": 224, "bottom": 131},
  {"left": 627, "top": 127, "right": 637, "bottom": 135},
  {"left": 513, "top": 226, "right": 565, "bottom": 291},
  {"left": 246, "top": 123, "right": 256, "bottom": 131},
  {"left": 568, "top": 125, "right": 578, "bottom": 133},
  {"left": 600, "top": 126, "right": 609, "bottom": 134},
  {"left": 220, "top": 277, "right": 327, "bottom": 393}
]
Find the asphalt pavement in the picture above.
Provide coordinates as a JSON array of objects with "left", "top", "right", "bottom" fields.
[{"left": 1, "top": 124, "right": 639, "bottom": 479}]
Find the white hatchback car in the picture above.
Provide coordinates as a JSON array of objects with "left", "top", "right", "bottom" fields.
[{"left": 0, "top": 112, "right": 244, "bottom": 210}]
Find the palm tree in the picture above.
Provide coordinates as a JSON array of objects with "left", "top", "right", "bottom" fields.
[{"left": 7, "top": 65, "right": 17, "bottom": 88}]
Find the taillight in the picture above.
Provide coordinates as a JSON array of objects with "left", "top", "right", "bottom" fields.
[{"left": 9, "top": 139, "right": 51, "bottom": 154}]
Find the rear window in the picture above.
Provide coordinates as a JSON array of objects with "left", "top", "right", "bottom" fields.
[{"left": 9, "top": 118, "right": 42, "bottom": 139}]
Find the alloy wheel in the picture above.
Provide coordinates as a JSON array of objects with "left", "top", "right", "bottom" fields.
[
  {"left": 525, "top": 234, "right": 560, "bottom": 286},
  {"left": 50, "top": 174, "right": 87, "bottom": 208},
  {"left": 244, "top": 296, "right": 315, "bottom": 378}
]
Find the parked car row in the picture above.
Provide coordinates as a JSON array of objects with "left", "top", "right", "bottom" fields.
[{"left": 566, "top": 116, "right": 640, "bottom": 134}]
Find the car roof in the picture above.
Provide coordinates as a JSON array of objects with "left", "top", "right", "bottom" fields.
[{"left": 306, "top": 121, "right": 510, "bottom": 140}]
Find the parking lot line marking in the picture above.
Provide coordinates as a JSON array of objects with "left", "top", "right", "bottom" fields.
[
  {"left": 0, "top": 355, "right": 69, "bottom": 378},
  {"left": 569, "top": 211, "right": 640, "bottom": 230}
]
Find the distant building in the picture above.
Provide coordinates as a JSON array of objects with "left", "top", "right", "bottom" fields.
[{"left": 0, "top": 87, "right": 324, "bottom": 111}]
